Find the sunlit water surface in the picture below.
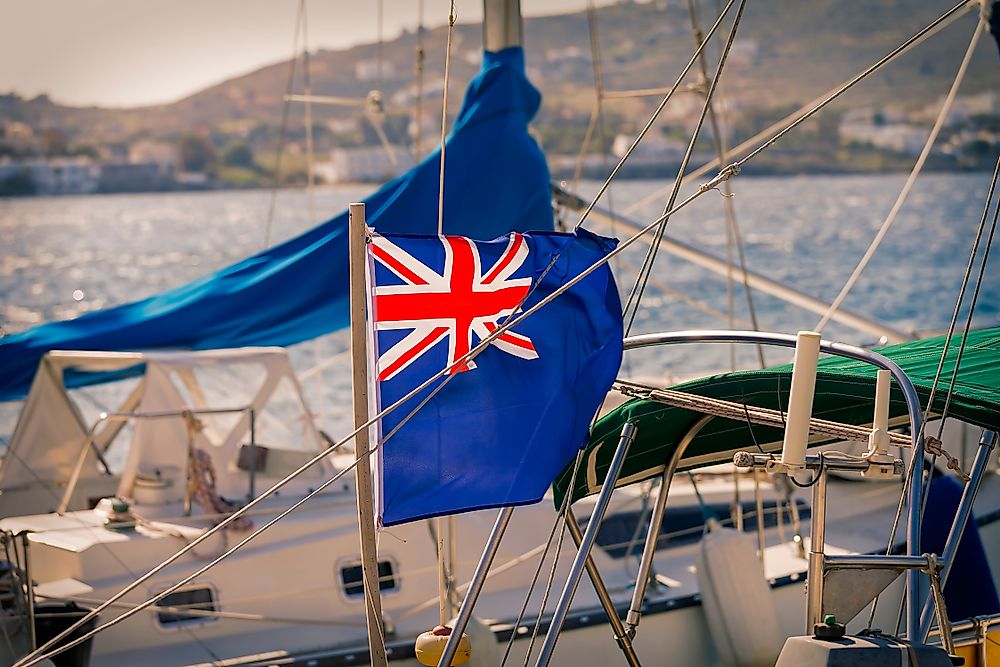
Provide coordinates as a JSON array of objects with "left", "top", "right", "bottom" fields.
[{"left": 1, "top": 174, "right": 997, "bottom": 454}]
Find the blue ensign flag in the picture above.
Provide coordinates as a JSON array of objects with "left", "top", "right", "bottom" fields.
[{"left": 369, "top": 229, "right": 623, "bottom": 526}]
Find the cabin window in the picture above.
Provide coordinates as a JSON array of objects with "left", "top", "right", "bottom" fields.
[
  {"left": 340, "top": 560, "right": 398, "bottom": 597},
  {"left": 588, "top": 499, "right": 811, "bottom": 559},
  {"left": 155, "top": 587, "right": 218, "bottom": 627}
]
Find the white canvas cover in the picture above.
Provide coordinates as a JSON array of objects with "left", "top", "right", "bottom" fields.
[
  {"left": 0, "top": 351, "right": 144, "bottom": 491},
  {"left": 1, "top": 348, "right": 329, "bottom": 504}
]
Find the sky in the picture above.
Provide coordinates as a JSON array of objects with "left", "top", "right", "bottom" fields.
[{"left": 0, "top": 0, "right": 609, "bottom": 108}]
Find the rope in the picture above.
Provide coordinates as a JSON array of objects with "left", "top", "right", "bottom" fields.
[
  {"left": 622, "top": 0, "right": 749, "bottom": 335},
  {"left": 613, "top": 380, "right": 913, "bottom": 448},
  {"left": 568, "top": 0, "right": 607, "bottom": 193},
  {"left": 436, "top": 1, "right": 457, "bottom": 236},
  {"left": 815, "top": 18, "right": 984, "bottom": 333},
  {"left": 394, "top": 542, "right": 557, "bottom": 624},
  {"left": 187, "top": 449, "right": 253, "bottom": 531}
]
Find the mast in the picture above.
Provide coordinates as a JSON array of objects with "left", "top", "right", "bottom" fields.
[
  {"left": 349, "top": 203, "right": 389, "bottom": 667},
  {"left": 483, "top": 0, "right": 522, "bottom": 51}
]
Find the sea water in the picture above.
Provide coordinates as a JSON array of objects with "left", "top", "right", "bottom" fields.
[{"left": 1, "top": 173, "right": 998, "bottom": 450}]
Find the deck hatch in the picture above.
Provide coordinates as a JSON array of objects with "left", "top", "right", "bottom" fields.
[
  {"left": 155, "top": 586, "right": 218, "bottom": 627},
  {"left": 340, "top": 560, "right": 398, "bottom": 597}
]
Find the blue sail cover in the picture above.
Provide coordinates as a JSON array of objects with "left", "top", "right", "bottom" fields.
[{"left": 0, "top": 47, "right": 553, "bottom": 402}]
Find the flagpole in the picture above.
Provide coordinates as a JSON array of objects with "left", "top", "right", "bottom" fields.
[
  {"left": 349, "top": 202, "right": 389, "bottom": 667},
  {"left": 437, "top": 516, "right": 449, "bottom": 625}
]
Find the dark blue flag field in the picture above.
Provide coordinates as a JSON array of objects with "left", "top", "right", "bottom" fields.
[{"left": 369, "top": 229, "right": 623, "bottom": 526}]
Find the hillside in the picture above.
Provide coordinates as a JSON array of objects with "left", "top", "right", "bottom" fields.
[{"left": 2, "top": 0, "right": 997, "bottom": 178}]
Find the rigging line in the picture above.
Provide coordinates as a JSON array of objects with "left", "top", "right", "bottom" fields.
[
  {"left": 687, "top": 0, "right": 765, "bottom": 369},
  {"left": 687, "top": 0, "right": 736, "bottom": 367},
  {"left": 263, "top": 2, "right": 305, "bottom": 249},
  {"left": 622, "top": 0, "right": 749, "bottom": 336},
  {"left": 394, "top": 541, "right": 564, "bottom": 624},
  {"left": 621, "top": 0, "right": 977, "bottom": 218},
  {"left": 863, "top": 151, "right": 997, "bottom": 630},
  {"left": 22, "top": 150, "right": 765, "bottom": 667},
  {"left": 414, "top": 0, "right": 426, "bottom": 159},
  {"left": 519, "top": 452, "right": 585, "bottom": 667},
  {"left": 25, "top": 339, "right": 552, "bottom": 667},
  {"left": 0, "top": 441, "right": 224, "bottom": 660},
  {"left": 910, "top": 153, "right": 1000, "bottom": 473},
  {"left": 568, "top": 0, "right": 739, "bottom": 234},
  {"left": 569, "top": 98, "right": 601, "bottom": 192},
  {"left": 935, "top": 163, "right": 999, "bottom": 434},
  {"left": 437, "top": 1, "right": 457, "bottom": 237},
  {"left": 500, "top": 450, "right": 585, "bottom": 667},
  {"left": 913, "top": 152, "right": 1000, "bottom": 530},
  {"left": 735, "top": 0, "right": 975, "bottom": 170},
  {"left": 39, "top": 593, "right": 366, "bottom": 627},
  {"left": 20, "top": 437, "right": 369, "bottom": 667},
  {"left": 569, "top": 2, "right": 608, "bottom": 191},
  {"left": 396, "top": 546, "right": 518, "bottom": 621},
  {"left": 377, "top": 0, "right": 384, "bottom": 91},
  {"left": 706, "top": 0, "right": 766, "bottom": 368},
  {"left": 624, "top": 481, "right": 654, "bottom": 577},
  {"left": 815, "top": 18, "right": 984, "bottom": 334},
  {"left": 583, "top": 0, "right": 629, "bottom": 374},
  {"left": 301, "top": 0, "right": 316, "bottom": 228},
  {"left": 614, "top": 252, "right": 756, "bottom": 328},
  {"left": 584, "top": 1, "right": 618, "bottom": 248}
]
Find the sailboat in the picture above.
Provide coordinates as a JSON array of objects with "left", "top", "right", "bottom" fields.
[{"left": 3, "top": 0, "right": 1000, "bottom": 665}]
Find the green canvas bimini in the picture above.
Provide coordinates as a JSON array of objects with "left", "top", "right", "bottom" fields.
[{"left": 554, "top": 327, "right": 1000, "bottom": 507}]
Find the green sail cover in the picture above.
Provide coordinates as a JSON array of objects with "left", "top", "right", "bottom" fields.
[{"left": 553, "top": 327, "right": 1000, "bottom": 507}]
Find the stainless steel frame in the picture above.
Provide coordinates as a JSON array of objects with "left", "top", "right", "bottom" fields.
[
  {"left": 534, "top": 422, "right": 637, "bottom": 667},
  {"left": 918, "top": 429, "right": 998, "bottom": 640},
  {"left": 621, "top": 330, "right": 928, "bottom": 639},
  {"left": 624, "top": 414, "right": 712, "bottom": 636},
  {"left": 565, "top": 509, "right": 642, "bottom": 666},
  {"left": 437, "top": 507, "right": 515, "bottom": 667}
]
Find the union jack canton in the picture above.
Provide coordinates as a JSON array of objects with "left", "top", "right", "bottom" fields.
[{"left": 370, "top": 232, "right": 538, "bottom": 381}]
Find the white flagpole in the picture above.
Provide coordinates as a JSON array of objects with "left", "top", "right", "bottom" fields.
[{"left": 349, "top": 202, "right": 389, "bottom": 667}]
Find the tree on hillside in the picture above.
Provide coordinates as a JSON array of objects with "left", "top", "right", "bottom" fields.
[
  {"left": 41, "top": 128, "right": 68, "bottom": 156},
  {"left": 222, "top": 142, "right": 255, "bottom": 168},
  {"left": 179, "top": 135, "right": 217, "bottom": 172}
]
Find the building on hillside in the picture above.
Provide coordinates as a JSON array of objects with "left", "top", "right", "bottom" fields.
[
  {"left": 97, "top": 161, "right": 174, "bottom": 192},
  {"left": 311, "top": 145, "right": 415, "bottom": 184},
  {"left": 0, "top": 121, "right": 36, "bottom": 153},
  {"left": 611, "top": 133, "right": 687, "bottom": 162},
  {"left": 356, "top": 60, "right": 395, "bottom": 83},
  {"left": 128, "top": 140, "right": 180, "bottom": 175},
  {"left": 1, "top": 158, "right": 100, "bottom": 195},
  {"left": 839, "top": 118, "right": 930, "bottom": 155}
]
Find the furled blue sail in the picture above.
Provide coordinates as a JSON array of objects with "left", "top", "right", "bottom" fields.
[
  {"left": 0, "top": 47, "right": 553, "bottom": 402},
  {"left": 991, "top": 0, "right": 1000, "bottom": 55}
]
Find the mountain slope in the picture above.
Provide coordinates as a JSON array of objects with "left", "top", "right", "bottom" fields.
[{"left": 3, "top": 0, "right": 996, "bottom": 163}]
